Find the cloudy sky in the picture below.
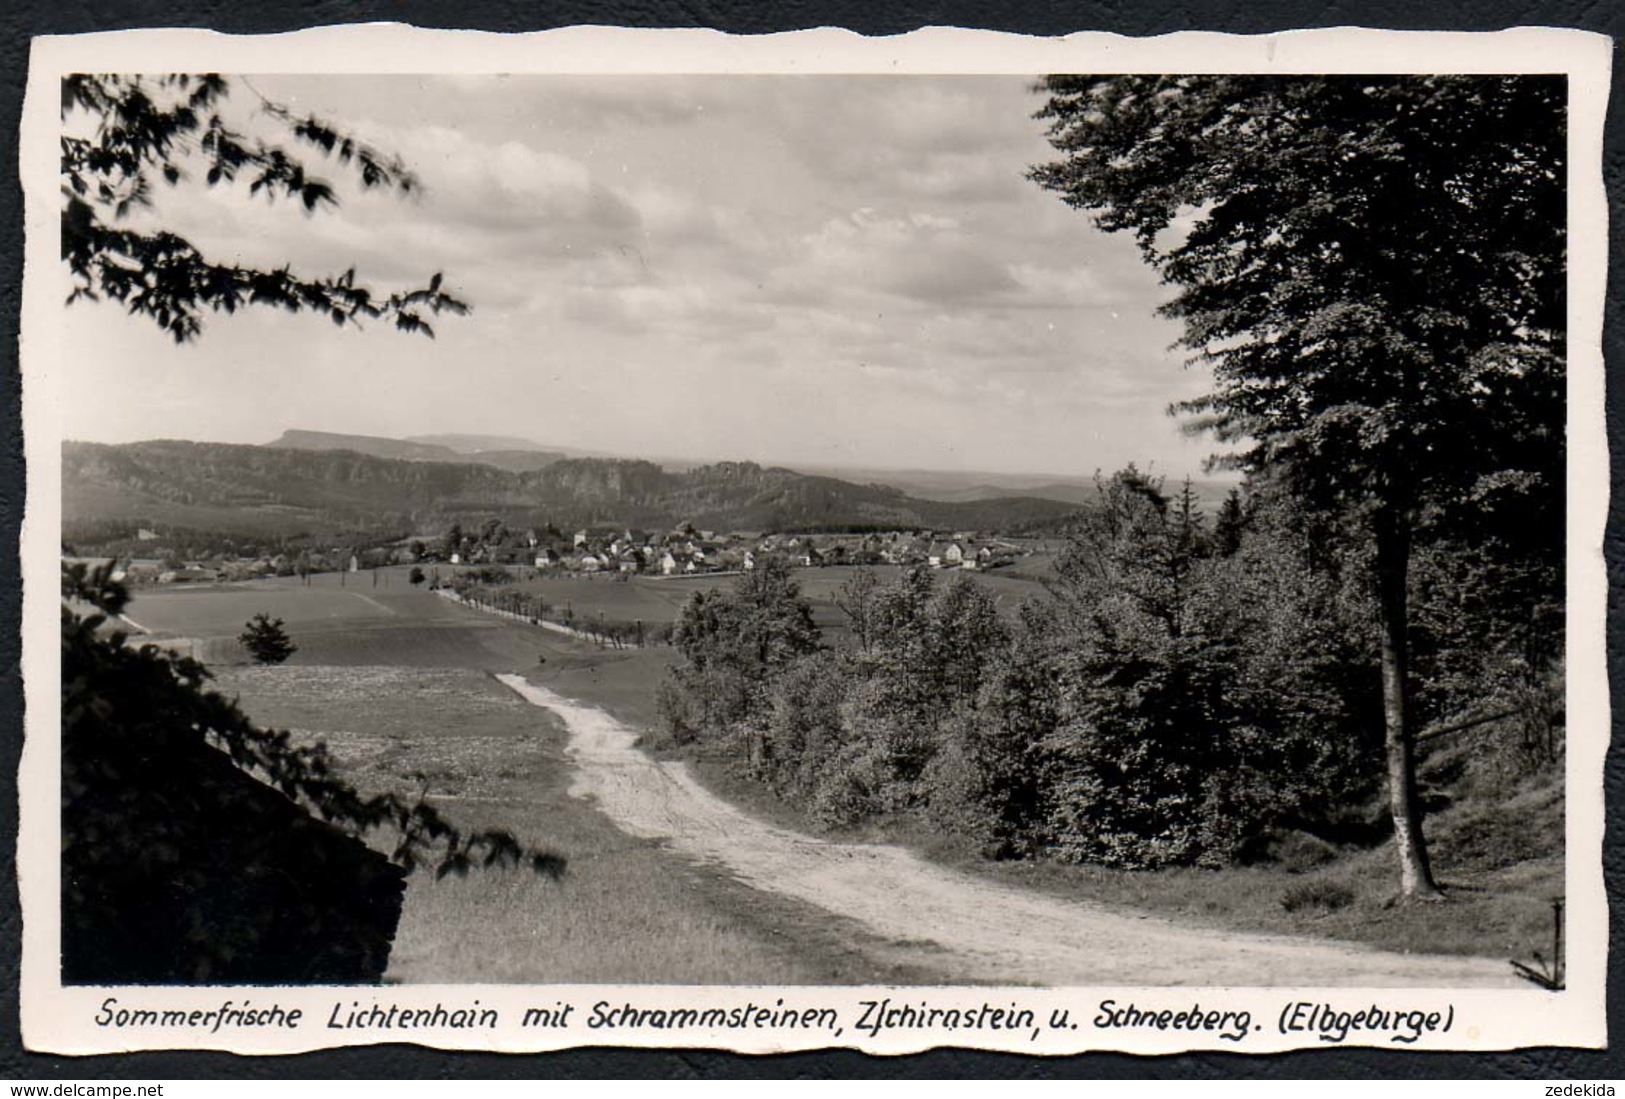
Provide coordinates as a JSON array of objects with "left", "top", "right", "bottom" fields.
[{"left": 61, "top": 74, "right": 1224, "bottom": 480}]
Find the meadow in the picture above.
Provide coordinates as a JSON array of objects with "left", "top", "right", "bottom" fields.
[
  {"left": 790, "top": 564, "right": 1050, "bottom": 628},
  {"left": 126, "top": 570, "right": 960, "bottom": 983},
  {"left": 212, "top": 658, "right": 940, "bottom": 985},
  {"left": 492, "top": 561, "right": 1055, "bottom": 641}
]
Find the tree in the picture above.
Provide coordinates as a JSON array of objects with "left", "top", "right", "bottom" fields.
[
  {"left": 1213, "top": 488, "right": 1248, "bottom": 557},
  {"left": 239, "top": 612, "right": 297, "bottom": 664},
  {"left": 1053, "top": 470, "right": 1211, "bottom": 643},
  {"left": 722, "top": 557, "right": 823, "bottom": 674},
  {"left": 1031, "top": 75, "right": 1564, "bottom": 897},
  {"left": 661, "top": 559, "right": 822, "bottom": 764},
  {"left": 832, "top": 567, "right": 881, "bottom": 653},
  {"left": 61, "top": 74, "right": 468, "bottom": 342}
]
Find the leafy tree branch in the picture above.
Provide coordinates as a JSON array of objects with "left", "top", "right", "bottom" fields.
[{"left": 61, "top": 73, "right": 468, "bottom": 342}]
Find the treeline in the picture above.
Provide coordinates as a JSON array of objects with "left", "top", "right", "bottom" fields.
[
  {"left": 63, "top": 523, "right": 409, "bottom": 563},
  {"left": 656, "top": 468, "right": 1561, "bottom": 870},
  {"left": 446, "top": 576, "right": 670, "bottom": 649}
]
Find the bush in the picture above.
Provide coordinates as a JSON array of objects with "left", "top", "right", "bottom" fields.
[
  {"left": 810, "top": 742, "right": 889, "bottom": 828},
  {"left": 1263, "top": 830, "right": 1341, "bottom": 874},
  {"left": 761, "top": 653, "right": 846, "bottom": 798},
  {"left": 1279, "top": 880, "right": 1356, "bottom": 914},
  {"left": 654, "top": 674, "right": 701, "bottom": 747}
]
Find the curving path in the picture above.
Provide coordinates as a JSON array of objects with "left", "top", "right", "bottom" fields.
[{"left": 495, "top": 673, "right": 1518, "bottom": 988}]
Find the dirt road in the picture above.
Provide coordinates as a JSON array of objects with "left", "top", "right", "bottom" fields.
[{"left": 495, "top": 673, "right": 1518, "bottom": 988}]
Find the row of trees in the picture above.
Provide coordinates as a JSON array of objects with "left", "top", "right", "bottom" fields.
[{"left": 444, "top": 576, "right": 667, "bottom": 649}]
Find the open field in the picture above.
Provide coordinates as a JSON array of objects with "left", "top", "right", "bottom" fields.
[
  {"left": 506, "top": 573, "right": 699, "bottom": 622},
  {"left": 118, "top": 581, "right": 401, "bottom": 637},
  {"left": 495, "top": 562, "right": 1057, "bottom": 639},
  {"left": 216, "top": 662, "right": 946, "bottom": 985},
  {"left": 125, "top": 567, "right": 679, "bottom": 720},
  {"left": 122, "top": 570, "right": 596, "bottom": 668},
  {"left": 789, "top": 564, "right": 1051, "bottom": 626}
]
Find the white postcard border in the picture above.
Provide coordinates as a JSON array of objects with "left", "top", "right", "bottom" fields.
[{"left": 17, "top": 24, "right": 1614, "bottom": 1057}]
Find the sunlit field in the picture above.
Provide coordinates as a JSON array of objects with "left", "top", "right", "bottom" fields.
[
  {"left": 495, "top": 562, "right": 1055, "bottom": 641},
  {"left": 214, "top": 661, "right": 937, "bottom": 985}
]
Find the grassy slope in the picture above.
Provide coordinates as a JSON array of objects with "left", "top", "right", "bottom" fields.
[{"left": 196, "top": 589, "right": 946, "bottom": 985}]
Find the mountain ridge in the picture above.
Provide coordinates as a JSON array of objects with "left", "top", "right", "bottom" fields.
[
  {"left": 263, "top": 429, "right": 1234, "bottom": 507},
  {"left": 404, "top": 433, "right": 550, "bottom": 454},
  {"left": 269, "top": 429, "right": 567, "bottom": 473},
  {"left": 63, "top": 439, "right": 1081, "bottom": 541}
]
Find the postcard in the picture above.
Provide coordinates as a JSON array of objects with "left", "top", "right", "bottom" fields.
[{"left": 18, "top": 24, "right": 1611, "bottom": 1055}]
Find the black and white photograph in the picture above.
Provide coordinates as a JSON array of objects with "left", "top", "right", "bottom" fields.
[{"left": 18, "top": 26, "right": 1611, "bottom": 1056}]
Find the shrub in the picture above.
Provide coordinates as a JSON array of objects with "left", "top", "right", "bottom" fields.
[
  {"left": 1279, "top": 880, "right": 1356, "bottom": 914},
  {"left": 1264, "top": 830, "right": 1341, "bottom": 874},
  {"left": 654, "top": 673, "right": 700, "bottom": 747},
  {"left": 810, "top": 742, "right": 889, "bottom": 829}
]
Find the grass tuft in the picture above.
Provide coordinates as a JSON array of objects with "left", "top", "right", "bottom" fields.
[{"left": 1280, "top": 880, "right": 1356, "bottom": 915}]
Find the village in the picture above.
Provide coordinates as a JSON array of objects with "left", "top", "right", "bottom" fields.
[{"left": 72, "top": 522, "right": 1036, "bottom": 587}]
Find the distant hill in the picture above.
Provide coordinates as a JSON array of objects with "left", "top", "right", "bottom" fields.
[
  {"left": 265, "top": 432, "right": 1232, "bottom": 508},
  {"left": 268, "top": 429, "right": 566, "bottom": 473},
  {"left": 62, "top": 440, "right": 1080, "bottom": 543},
  {"left": 405, "top": 433, "right": 549, "bottom": 454},
  {"left": 889, "top": 481, "right": 1098, "bottom": 506},
  {"left": 460, "top": 449, "right": 569, "bottom": 474},
  {"left": 268, "top": 430, "right": 466, "bottom": 463},
  {"left": 795, "top": 463, "right": 1238, "bottom": 512}
]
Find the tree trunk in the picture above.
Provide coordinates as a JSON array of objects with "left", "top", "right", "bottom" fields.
[{"left": 1374, "top": 506, "right": 1442, "bottom": 899}]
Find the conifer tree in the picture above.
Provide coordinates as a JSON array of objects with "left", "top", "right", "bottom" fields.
[{"left": 239, "top": 612, "right": 297, "bottom": 665}]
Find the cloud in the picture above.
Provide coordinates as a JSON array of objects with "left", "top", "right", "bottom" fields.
[
  {"left": 381, "top": 127, "right": 643, "bottom": 245},
  {"left": 773, "top": 76, "right": 1049, "bottom": 206},
  {"left": 767, "top": 209, "right": 1019, "bottom": 308},
  {"left": 457, "top": 74, "right": 732, "bottom": 129},
  {"left": 65, "top": 73, "right": 1214, "bottom": 479},
  {"left": 1005, "top": 261, "right": 1148, "bottom": 309}
]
